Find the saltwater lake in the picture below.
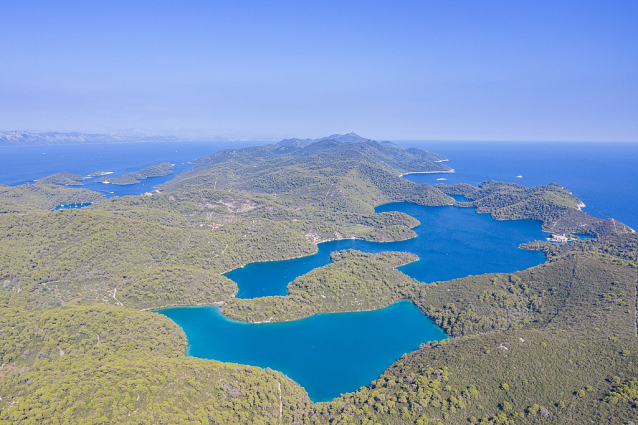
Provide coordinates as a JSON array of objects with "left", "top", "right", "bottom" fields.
[
  {"left": 161, "top": 200, "right": 547, "bottom": 401},
  {"left": 227, "top": 202, "right": 547, "bottom": 298},
  {"left": 159, "top": 300, "right": 446, "bottom": 402}
]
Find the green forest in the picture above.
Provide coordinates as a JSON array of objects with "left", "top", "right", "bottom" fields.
[
  {"left": 1, "top": 139, "right": 636, "bottom": 424},
  {"left": 96, "top": 162, "right": 174, "bottom": 185}
]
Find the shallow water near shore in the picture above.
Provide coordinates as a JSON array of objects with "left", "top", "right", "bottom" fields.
[
  {"left": 53, "top": 202, "right": 93, "bottom": 210},
  {"left": 226, "top": 202, "right": 547, "bottom": 298},
  {"left": 158, "top": 300, "right": 446, "bottom": 402}
]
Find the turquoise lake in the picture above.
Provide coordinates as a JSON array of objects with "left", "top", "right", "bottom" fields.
[
  {"left": 158, "top": 300, "right": 447, "bottom": 402},
  {"left": 160, "top": 202, "right": 548, "bottom": 401},
  {"left": 226, "top": 202, "right": 548, "bottom": 298}
]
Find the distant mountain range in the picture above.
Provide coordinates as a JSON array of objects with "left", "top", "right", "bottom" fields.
[
  {"left": 0, "top": 130, "right": 392, "bottom": 147},
  {"left": 0, "top": 130, "right": 401, "bottom": 147},
  {"left": 0, "top": 131, "right": 186, "bottom": 146}
]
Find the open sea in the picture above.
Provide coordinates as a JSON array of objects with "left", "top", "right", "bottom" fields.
[
  {"left": 0, "top": 141, "right": 266, "bottom": 197},
  {"left": 401, "top": 141, "right": 638, "bottom": 231}
]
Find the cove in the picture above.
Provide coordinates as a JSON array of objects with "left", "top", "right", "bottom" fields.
[
  {"left": 158, "top": 300, "right": 446, "bottom": 402},
  {"left": 226, "top": 202, "right": 547, "bottom": 299},
  {"left": 54, "top": 202, "right": 93, "bottom": 210}
]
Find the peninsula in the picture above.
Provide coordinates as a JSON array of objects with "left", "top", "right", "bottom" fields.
[{"left": 96, "top": 161, "right": 174, "bottom": 185}]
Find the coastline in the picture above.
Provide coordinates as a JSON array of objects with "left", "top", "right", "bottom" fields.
[
  {"left": 247, "top": 304, "right": 397, "bottom": 324},
  {"left": 399, "top": 169, "right": 455, "bottom": 177},
  {"left": 233, "top": 298, "right": 425, "bottom": 325},
  {"left": 147, "top": 187, "right": 607, "bottom": 324},
  {"left": 141, "top": 300, "right": 224, "bottom": 312},
  {"left": 221, "top": 225, "right": 421, "bottom": 275}
]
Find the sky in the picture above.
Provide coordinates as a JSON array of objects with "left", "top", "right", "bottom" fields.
[{"left": 0, "top": 1, "right": 636, "bottom": 141}]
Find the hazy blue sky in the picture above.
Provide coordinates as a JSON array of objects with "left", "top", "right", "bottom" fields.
[{"left": 1, "top": 1, "right": 636, "bottom": 141}]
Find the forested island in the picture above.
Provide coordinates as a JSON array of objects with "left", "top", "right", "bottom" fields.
[
  {"left": 0, "top": 136, "right": 636, "bottom": 424},
  {"left": 96, "top": 162, "right": 174, "bottom": 185},
  {"left": 35, "top": 172, "right": 85, "bottom": 186}
]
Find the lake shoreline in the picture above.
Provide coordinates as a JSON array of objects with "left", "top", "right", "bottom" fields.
[
  {"left": 158, "top": 299, "right": 447, "bottom": 402},
  {"left": 143, "top": 301, "right": 224, "bottom": 312}
]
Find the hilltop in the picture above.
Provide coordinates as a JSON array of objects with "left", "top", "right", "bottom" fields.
[{"left": 162, "top": 134, "right": 452, "bottom": 201}]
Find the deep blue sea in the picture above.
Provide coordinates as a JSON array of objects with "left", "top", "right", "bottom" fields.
[
  {"left": 400, "top": 141, "right": 638, "bottom": 230},
  {"left": 3, "top": 140, "right": 636, "bottom": 401}
]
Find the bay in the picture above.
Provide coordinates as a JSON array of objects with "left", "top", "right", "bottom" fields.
[
  {"left": 0, "top": 141, "right": 265, "bottom": 197},
  {"left": 54, "top": 202, "right": 93, "bottom": 210}
]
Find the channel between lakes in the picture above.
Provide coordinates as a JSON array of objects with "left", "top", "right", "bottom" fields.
[{"left": 158, "top": 202, "right": 548, "bottom": 401}]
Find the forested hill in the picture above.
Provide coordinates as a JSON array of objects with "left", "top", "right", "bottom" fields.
[
  {"left": 267, "top": 132, "right": 447, "bottom": 162},
  {"left": 438, "top": 181, "right": 635, "bottom": 236},
  {"left": 161, "top": 136, "right": 452, "bottom": 194}
]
